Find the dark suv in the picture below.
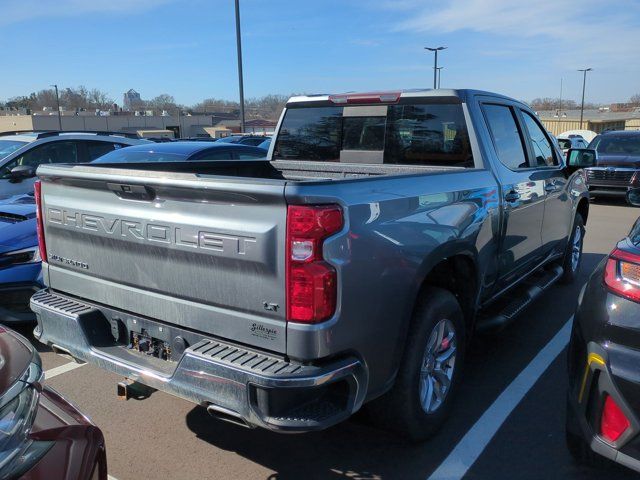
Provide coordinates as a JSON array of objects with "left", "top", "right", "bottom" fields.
[{"left": 586, "top": 130, "right": 640, "bottom": 203}]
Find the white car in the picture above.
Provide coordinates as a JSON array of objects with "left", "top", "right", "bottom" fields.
[
  {"left": 556, "top": 135, "right": 589, "bottom": 156},
  {"left": 0, "top": 131, "right": 149, "bottom": 199}
]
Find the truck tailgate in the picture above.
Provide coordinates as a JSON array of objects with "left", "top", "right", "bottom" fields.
[{"left": 38, "top": 166, "right": 288, "bottom": 353}]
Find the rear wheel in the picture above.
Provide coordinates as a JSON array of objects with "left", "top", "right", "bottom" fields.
[
  {"left": 369, "top": 287, "right": 465, "bottom": 441},
  {"left": 559, "top": 214, "right": 584, "bottom": 284}
]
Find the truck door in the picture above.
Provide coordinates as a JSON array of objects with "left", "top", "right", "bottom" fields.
[
  {"left": 517, "top": 109, "right": 572, "bottom": 257},
  {"left": 481, "top": 102, "right": 545, "bottom": 287}
]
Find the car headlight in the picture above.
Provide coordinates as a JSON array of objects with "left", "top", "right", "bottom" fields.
[
  {"left": 0, "top": 246, "right": 41, "bottom": 268},
  {"left": 0, "top": 362, "right": 52, "bottom": 478}
]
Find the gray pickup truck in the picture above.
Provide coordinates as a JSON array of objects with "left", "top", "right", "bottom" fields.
[{"left": 30, "top": 89, "right": 594, "bottom": 440}]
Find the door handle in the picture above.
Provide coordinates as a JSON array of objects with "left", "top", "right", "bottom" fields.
[{"left": 504, "top": 191, "right": 521, "bottom": 203}]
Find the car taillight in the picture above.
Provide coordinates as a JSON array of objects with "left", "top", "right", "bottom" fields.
[
  {"left": 34, "top": 180, "right": 48, "bottom": 262},
  {"left": 286, "top": 205, "right": 342, "bottom": 323},
  {"left": 600, "top": 395, "right": 630, "bottom": 442},
  {"left": 604, "top": 248, "right": 640, "bottom": 302}
]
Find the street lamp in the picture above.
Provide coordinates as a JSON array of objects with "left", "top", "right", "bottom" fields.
[
  {"left": 234, "top": 0, "right": 245, "bottom": 134},
  {"left": 578, "top": 68, "right": 593, "bottom": 127},
  {"left": 425, "top": 46, "right": 447, "bottom": 89},
  {"left": 436, "top": 67, "right": 443, "bottom": 89},
  {"left": 50, "top": 84, "right": 62, "bottom": 130}
]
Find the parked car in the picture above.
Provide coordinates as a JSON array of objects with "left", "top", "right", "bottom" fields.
[
  {"left": 90, "top": 141, "right": 268, "bottom": 163},
  {"left": 0, "top": 194, "right": 39, "bottom": 325},
  {"left": 30, "top": 89, "right": 593, "bottom": 441},
  {"left": 0, "top": 327, "right": 107, "bottom": 479},
  {"left": 557, "top": 135, "right": 589, "bottom": 156},
  {"left": 585, "top": 130, "right": 640, "bottom": 203},
  {"left": 560, "top": 129, "right": 598, "bottom": 143},
  {"left": 0, "top": 142, "right": 265, "bottom": 326},
  {"left": 566, "top": 208, "right": 640, "bottom": 473},
  {"left": 0, "top": 131, "right": 149, "bottom": 199},
  {"left": 257, "top": 137, "right": 271, "bottom": 150},
  {"left": 216, "top": 134, "right": 269, "bottom": 146}
]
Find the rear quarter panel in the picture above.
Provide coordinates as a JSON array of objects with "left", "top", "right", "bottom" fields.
[{"left": 285, "top": 169, "right": 501, "bottom": 394}]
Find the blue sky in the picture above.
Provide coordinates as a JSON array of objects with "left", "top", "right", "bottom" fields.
[{"left": 1, "top": 0, "right": 639, "bottom": 106}]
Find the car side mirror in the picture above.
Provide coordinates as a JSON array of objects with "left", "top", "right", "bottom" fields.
[
  {"left": 8, "top": 165, "right": 36, "bottom": 183},
  {"left": 567, "top": 148, "right": 597, "bottom": 169}
]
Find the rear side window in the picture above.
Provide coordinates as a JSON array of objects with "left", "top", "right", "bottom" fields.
[
  {"left": 521, "top": 111, "right": 558, "bottom": 166},
  {"left": 482, "top": 104, "right": 528, "bottom": 170},
  {"left": 84, "top": 141, "right": 118, "bottom": 161},
  {"left": 194, "top": 149, "right": 232, "bottom": 160},
  {"left": 273, "top": 102, "right": 473, "bottom": 167},
  {"left": 235, "top": 149, "right": 266, "bottom": 159}
]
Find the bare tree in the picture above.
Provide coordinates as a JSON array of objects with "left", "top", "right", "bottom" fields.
[
  {"left": 146, "top": 94, "right": 178, "bottom": 113},
  {"left": 630, "top": 94, "right": 640, "bottom": 106}
]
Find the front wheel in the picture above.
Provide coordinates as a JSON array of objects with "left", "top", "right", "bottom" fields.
[
  {"left": 368, "top": 287, "right": 465, "bottom": 441},
  {"left": 559, "top": 214, "right": 585, "bottom": 284}
]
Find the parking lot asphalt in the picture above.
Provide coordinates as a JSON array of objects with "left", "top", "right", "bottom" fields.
[{"left": 14, "top": 198, "right": 640, "bottom": 480}]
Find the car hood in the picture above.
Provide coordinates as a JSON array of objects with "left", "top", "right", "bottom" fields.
[
  {"left": 0, "top": 195, "right": 37, "bottom": 254},
  {"left": 0, "top": 329, "right": 34, "bottom": 395},
  {"left": 596, "top": 154, "right": 640, "bottom": 168}
]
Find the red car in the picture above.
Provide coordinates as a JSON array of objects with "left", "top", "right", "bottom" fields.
[{"left": 0, "top": 327, "right": 106, "bottom": 480}]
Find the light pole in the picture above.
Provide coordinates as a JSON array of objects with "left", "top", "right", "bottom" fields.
[
  {"left": 436, "top": 67, "right": 443, "bottom": 89},
  {"left": 578, "top": 68, "right": 592, "bottom": 127},
  {"left": 425, "top": 46, "right": 446, "bottom": 89},
  {"left": 50, "top": 84, "right": 62, "bottom": 130},
  {"left": 234, "top": 0, "right": 245, "bottom": 133}
]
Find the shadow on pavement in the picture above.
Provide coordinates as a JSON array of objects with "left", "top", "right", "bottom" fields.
[{"left": 184, "top": 253, "right": 609, "bottom": 480}]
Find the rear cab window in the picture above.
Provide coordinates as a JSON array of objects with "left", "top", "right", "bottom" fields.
[{"left": 273, "top": 100, "right": 474, "bottom": 168}]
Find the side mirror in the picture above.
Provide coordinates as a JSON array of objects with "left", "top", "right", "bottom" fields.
[
  {"left": 8, "top": 165, "right": 36, "bottom": 183},
  {"left": 567, "top": 148, "right": 597, "bottom": 168},
  {"left": 627, "top": 188, "right": 640, "bottom": 207}
]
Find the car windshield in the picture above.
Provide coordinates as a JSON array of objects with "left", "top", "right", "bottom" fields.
[
  {"left": 591, "top": 135, "right": 640, "bottom": 156},
  {"left": 273, "top": 102, "right": 473, "bottom": 167},
  {"left": 0, "top": 140, "right": 27, "bottom": 160},
  {"left": 557, "top": 139, "right": 572, "bottom": 150},
  {"left": 92, "top": 149, "right": 189, "bottom": 163}
]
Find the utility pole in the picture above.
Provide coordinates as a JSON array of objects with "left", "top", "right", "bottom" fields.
[
  {"left": 578, "top": 68, "right": 593, "bottom": 127},
  {"left": 51, "top": 84, "right": 62, "bottom": 130},
  {"left": 559, "top": 77, "right": 563, "bottom": 117},
  {"left": 425, "top": 46, "right": 446, "bottom": 89},
  {"left": 235, "top": 0, "right": 245, "bottom": 133},
  {"left": 436, "top": 67, "right": 443, "bottom": 89}
]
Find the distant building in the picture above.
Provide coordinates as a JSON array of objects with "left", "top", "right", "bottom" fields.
[
  {"left": 538, "top": 109, "right": 640, "bottom": 135},
  {"left": 123, "top": 89, "right": 144, "bottom": 111}
]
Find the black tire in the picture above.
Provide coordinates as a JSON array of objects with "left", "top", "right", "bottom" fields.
[
  {"left": 368, "top": 287, "right": 465, "bottom": 442},
  {"left": 559, "top": 214, "right": 585, "bottom": 285}
]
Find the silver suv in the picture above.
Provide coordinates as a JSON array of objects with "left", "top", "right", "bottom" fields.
[{"left": 0, "top": 131, "right": 149, "bottom": 199}]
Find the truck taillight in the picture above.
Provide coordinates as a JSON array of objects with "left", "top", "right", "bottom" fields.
[
  {"left": 34, "top": 180, "right": 48, "bottom": 262},
  {"left": 604, "top": 248, "right": 640, "bottom": 302},
  {"left": 286, "top": 205, "right": 342, "bottom": 323}
]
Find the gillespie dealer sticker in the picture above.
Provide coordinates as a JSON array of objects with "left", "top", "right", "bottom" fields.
[{"left": 250, "top": 323, "right": 278, "bottom": 341}]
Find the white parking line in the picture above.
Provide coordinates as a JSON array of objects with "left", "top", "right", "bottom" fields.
[
  {"left": 108, "top": 475, "right": 119, "bottom": 480},
  {"left": 44, "top": 361, "right": 84, "bottom": 379},
  {"left": 427, "top": 317, "right": 573, "bottom": 480}
]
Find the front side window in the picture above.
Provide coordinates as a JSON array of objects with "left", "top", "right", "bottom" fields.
[
  {"left": 1, "top": 141, "right": 78, "bottom": 178},
  {"left": 482, "top": 104, "right": 528, "bottom": 170},
  {"left": 521, "top": 111, "right": 557, "bottom": 166},
  {"left": 273, "top": 102, "right": 473, "bottom": 167}
]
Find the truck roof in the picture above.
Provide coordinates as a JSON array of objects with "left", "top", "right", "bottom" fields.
[{"left": 286, "top": 89, "right": 519, "bottom": 106}]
